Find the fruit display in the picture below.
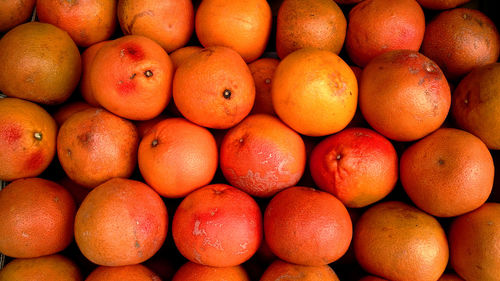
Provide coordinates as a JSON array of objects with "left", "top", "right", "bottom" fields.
[{"left": 0, "top": 0, "right": 499, "bottom": 280}]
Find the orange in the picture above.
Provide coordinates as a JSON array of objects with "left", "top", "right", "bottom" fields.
[
  {"left": 421, "top": 8, "right": 500, "bottom": 81},
  {"left": 0, "top": 22, "right": 81, "bottom": 105},
  {"left": 79, "top": 40, "right": 110, "bottom": 107},
  {"left": 74, "top": 178, "right": 168, "bottom": 266},
  {"left": 0, "top": 178, "right": 75, "bottom": 258},
  {"left": 169, "top": 46, "right": 203, "bottom": 70},
  {"left": 260, "top": 259, "right": 340, "bottom": 281},
  {"left": 118, "top": 0, "right": 194, "bottom": 53},
  {"left": 172, "top": 262, "right": 250, "bottom": 281},
  {"left": 172, "top": 184, "right": 262, "bottom": 267},
  {"left": 89, "top": 35, "right": 174, "bottom": 120},
  {"left": 345, "top": 0, "right": 426, "bottom": 67},
  {"left": 56, "top": 108, "right": 139, "bottom": 188},
  {"left": 271, "top": 48, "right": 358, "bottom": 136},
  {"left": 173, "top": 46, "right": 255, "bottom": 129},
  {"left": 53, "top": 101, "right": 94, "bottom": 127},
  {"left": 36, "top": 0, "right": 117, "bottom": 47},
  {"left": 309, "top": 127, "right": 398, "bottom": 208},
  {"left": 0, "top": 98, "right": 57, "bottom": 181},
  {"left": 248, "top": 58, "right": 279, "bottom": 116},
  {"left": 86, "top": 264, "right": 162, "bottom": 281},
  {"left": 451, "top": 62, "right": 500, "bottom": 149},
  {"left": 416, "top": 0, "right": 471, "bottom": 9},
  {"left": 0, "top": 0, "right": 35, "bottom": 33},
  {"left": 138, "top": 117, "right": 218, "bottom": 198},
  {"left": 359, "top": 50, "right": 451, "bottom": 141},
  {"left": 220, "top": 114, "right": 306, "bottom": 197},
  {"left": 276, "top": 0, "right": 346, "bottom": 59},
  {"left": 449, "top": 203, "right": 500, "bottom": 281},
  {"left": 400, "top": 128, "right": 494, "bottom": 217},
  {"left": 195, "top": 0, "right": 272, "bottom": 63},
  {"left": 354, "top": 201, "right": 449, "bottom": 281},
  {"left": 0, "top": 254, "right": 82, "bottom": 281},
  {"left": 264, "top": 186, "right": 352, "bottom": 266}
]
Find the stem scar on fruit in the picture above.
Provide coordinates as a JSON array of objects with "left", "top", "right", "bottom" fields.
[
  {"left": 144, "top": 70, "right": 153, "bottom": 78},
  {"left": 223, "top": 89, "right": 231, "bottom": 99},
  {"left": 151, "top": 139, "right": 158, "bottom": 147},
  {"left": 34, "top": 132, "right": 42, "bottom": 141}
]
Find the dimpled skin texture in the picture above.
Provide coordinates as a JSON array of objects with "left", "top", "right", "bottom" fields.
[
  {"left": 74, "top": 178, "right": 168, "bottom": 266},
  {"left": 0, "top": 255, "right": 82, "bottom": 281},
  {"left": 172, "top": 184, "right": 262, "bottom": 267},
  {"left": 449, "top": 203, "right": 500, "bottom": 281},
  {"left": 264, "top": 186, "right": 352, "bottom": 266},
  {"left": 0, "top": 22, "right": 81, "bottom": 105},
  {"left": 345, "top": 0, "right": 425, "bottom": 67},
  {"left": 421, "top": 8, "right": 500, "bottom": 81},
  {"left": 172, "top": 262, "right": 250, "bottom": 281},
  {"left": 220, "top": 114, "right": 306, "bottom": 198},
  {"left": 400, "top": 128, "right": 494, "bottom": 218},
  {"left": 85, "top": 264, "right": 162, "bottom": 281},
  {"left": 0, "top": 98, "right": 57, "bottom": 181},
  {"left": 359, "top": 50, "right": 451, "bottom": 142},
  {"left": 451, "top": 63, "right": 500, "bottom": 150},
  {"left": 0, "top": 178, "right": 76, "bottom": 258},
  {"left": 56, "top": 108, "right": 139, "bottom": 188},
  {"left": 354, "top": 201, "right": 449, "bottom": 281},
  {"left": 260, "top": 259, "right": 340, "bottom": 281}
]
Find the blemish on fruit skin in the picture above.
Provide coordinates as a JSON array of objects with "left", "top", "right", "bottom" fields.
[
  {"left": 116, "top": 79, "right": 136, "bottom": 95},
  {"left": 25, "top": 150, "right": 44, "bottom": 171},
  {"left": 0, "top": 123, "right": 22, "bottom": 145},
  {"left": 119, "top": 44, "right": 145, "bottom": 62},
  {"left": 193, "top": 220, "right": 207, "bottom": 236}
]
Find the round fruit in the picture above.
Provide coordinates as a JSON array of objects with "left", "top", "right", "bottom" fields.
[
  {"left": 309, "top": 127, "right": 398, "bottom": 208},
  {"left": 36, "top": 0, "right": 116, "bottom": 47},
  {"left": 138, "top": 117, "right": 218, "bottom": 198},
  {"left": 172, "top": 262, "right": 250, "bottom": 281},
  {"left": 57, "top": 108, "right": 138, "bottom": 188},
  {"left": 85, "top": 264, "right": 162, "bottom": 281},
  {"left": 400, "top": 128, "right": 494, "bottom": 217},
  {"left": 74, "top": 178, "right": 168, "bottom": 266},
  {"left": 421, "top": 8, "right": 500, "bottom": 80},
  {"left": 0, "top": 178, "right": 75, "bottom": 258},
  {"left": 416, "top": 0, "right": 471, "bottom": 10},
  {"left": 276, "top": 0, "right": 346, "bottom": 59},
  {"left": 248, "top": 58, "right": 279, "bottom": 116},
  {"left": 195, "top": 0, "right": 272, "bottom": 62},
  {"left": 345, "top": 0, "right": 425, "bottom": 67},
  {"left": 0, "top": 255, "right": 82, "bottom": 281},
  {"left": 451, "top": 62, "right": 500, "bottom": 149},
  {"left": 264, "top": 186, "right": 352, "bottom": 265},
  {"left": 359, "top": 50, "right": 451, "bottom": 141},
  {"left": 117, "top": 0, "right": 194, "bottom": 53},
  {"left": 260, "top": 259, "right": 340, "bottom": 281},
  {"left": 354, "top": 201, "right": 449, "bottom": 281},
  {"left": 449, "top": 203, "right": 500, "bottom": 281},
  {"left": 170, "top": 46, "right": 203, "bottom": 70},
  {"left": 173, "top": 46, "right": 255, "bottom": 129},
  {"left": 271, "top": 48, "right": 358, "bottom": 136},
  {"left": 172, "top": 184, "right": 262, "bottom": 267},
  {"left": 0, "top": 98, "right": 57, "bottom": 181},
  {"left": 0, "top": 22, "right": 81, "bottom": 104},
  {"left": 79, "top": 40, "right": 110, "bottom": 107},
  {"left": 0, "top": 0, "right": 35, "bottom": 33},
  {"left": 89, "top": 35, "right": 174, "bottom": 120},
  {"left": 220, "top": 114, "right": 306, "bottom": 197}
]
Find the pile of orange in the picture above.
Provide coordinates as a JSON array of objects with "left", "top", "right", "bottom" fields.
[{"left": 0, "top": 0, "right": 499, "bottom": 280}]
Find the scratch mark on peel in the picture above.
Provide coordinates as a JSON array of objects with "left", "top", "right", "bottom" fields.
[
  {"left": 193, "top": 249, "right": 202, "bottom": 263},
  {"left": 21, "top": 232, "right": 29, "bottom": 238},
  {"left": 193, "top": 220, "right": 207, "bottom": 236}
]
